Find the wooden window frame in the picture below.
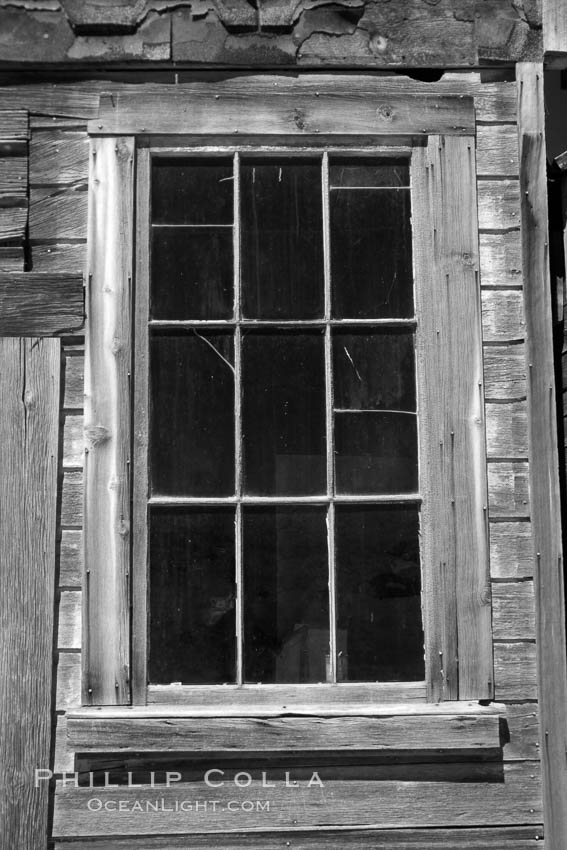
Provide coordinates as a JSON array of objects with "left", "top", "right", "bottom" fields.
[{"left": 83, "top": 84, "right": 493, "bottom": 715}]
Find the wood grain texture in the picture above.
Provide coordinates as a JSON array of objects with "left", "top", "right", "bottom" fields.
[
  {"left": 489, "top": 521, "right": 534, "bottom": 579},
  {"left": 0, "top": 272, "right": 84, "bottom": 336},
  {"left": 52, "top": 827, "right": 545, "bottom": 850},
  {"left": 56, "top": 652, "right": 81, "bottom": 710},
  {"left": 413, "top": 135, "right": 492, "bottom": 701},
  {"left": 476, "top": 125, "right": 520, "bottom": 178},
  {"left": 83, "top": 136, "right": 134, "bottom": 705},
  {"left": 544, "top": 0, "right": 567, "bottom": 54},
  {"left": 148, "top": 682, "right": 427, "bottom": 708},
  {"left": 30, "top": 130, "right": 89, "bottom": 185},
  {"left": 0, "top": 156, "right": 27, "bottom": 202},
  {"left": 494, "top": 642, "right": 537, "bottom": 700},
  {"left": 503, "top": 703, "right": 539, "bottom": 761},
  {"left": 483, "top": 344, "right": 527, "bottom": 400},
  {"left": 0, "top": 205, "right": 27, "bottom": 243},
  {"left": 485, "top": 402, "right": 529, "bottom": 458},
  {"left": 66, "top": 712, "right": 502, "bottom": 754},
  {"left": 53, "top": 762, "right": 542, "bottom": 837},
  {"left": 31, "top": 242, "right": 87, "bottom": 274},
  {"left": 30, "top": 186, "right": 88, "bottom": 241},
  {"left": 481, "top": 290, "right": 525, "bottom": 341},
  {"left": 54, "top": 714, "right": 74, "bottom": 774},
  {"left": 479, "top": 231, "right": 523, "bottom": 288},
  {"left": 61, "top": 470, "right": 82, "bottom": 527},
  {"left": 492, "top": 581, "right": 536, "bottom": 640},
  {"left": 518, "top": 60, "right": 567, "bottom": 850},
  {"left": 0, "top": 245, "right": 24, "bottom": 271},
  {"left": 63, "top": 353, "right": 84, "bottom": 409},
  {"left": 0, "top": 74, "right": 517, "bottom": 123},
  {"left": 0, "top": 337, "right": 59, "bottom": 849},
  {"left": 0, "top": 109, "right": 29, "bottom": 140},
  {"left": 60, "top": 530, "right": 83, "bottom": 588},
  {"left": 91, "top": 88, "right": 474, "bottom": 137},
  {"left": 58, "top": 590, "right": 82, "bottom": 650},
  {"left": 477, "top": 180, "right": 522, "bottom": 231},
  {"left": 487, "top": 462, "right": 530, "bottom": 517},
  {"left": 63, "top": 414, "right": 83, "bottom": 468}
]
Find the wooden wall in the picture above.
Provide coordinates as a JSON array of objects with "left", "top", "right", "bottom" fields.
[
  {"left": 0, "top": 1, "right": 542, "bottom": 67},
  {"left": 0, "top": 72, "right": 547, "bottom": 847}
]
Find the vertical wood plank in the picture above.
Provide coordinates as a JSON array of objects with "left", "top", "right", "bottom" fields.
[
  {"left": 517, "top": 61, "right": 567, "bottom": 850},
  {"left": 84, "top": 136, "right": 134, "bottom": 705},
  {"left": 544, "top": 0, "right": 567, "bottom": 55},
  {"left": 0, "top": 337, "right": 60, "bottom": 849},
  {"left": 413, "top": 136, "right": 492, "bottom": 701}
]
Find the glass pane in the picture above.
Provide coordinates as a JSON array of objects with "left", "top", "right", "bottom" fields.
[
  {"left": 331, "top": 189, "right": 413, "bottom": 319},
  {"left": 151, "top": 227, "right": 233, "bottom": 320},
  {"left": 330, "top": 160, "right": 409, "bottom": 188},
  {"left": 241, "top": 160, "right": 324, "bottom": 319},
  {"left": 243, "top": 507, "right": 329, "bottom": 684},
  {"left": 151, "top": 332, "right": 234, "bottom": 496},
  {"left": 335, "top": 411, "right": 418, "bottom": 494},
  {"left": 336, "top": 505, "right": 424, "bottom": 682},
  {"left": 242, "top": 332, "right": 326, "bottom": 495},
  {"left": 333, "top": 330, "right": 416, "bottom": 411},
  {"left": 149, "top": 508, "right": 236, "bottom": 684},
  {"left": 152, "top": 158, "right": 233, "bottom": 225}
]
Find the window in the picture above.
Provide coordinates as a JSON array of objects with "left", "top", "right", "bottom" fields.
[
  {"left": 83, "top": 84, "right": 492, "bottom": 709},
  {"left": 142, "top": 153, "right": 423, "bottom": 692}
]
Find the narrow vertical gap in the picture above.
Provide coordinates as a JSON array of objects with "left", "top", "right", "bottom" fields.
[
  {"left": 323, "top": 151, "right": 337, "bottom": 683},
  {"left": 233, "top": 152, "right": 244, "bottom": 685}
]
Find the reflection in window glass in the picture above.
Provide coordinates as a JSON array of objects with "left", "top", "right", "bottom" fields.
[
  {"left": 243, "top": 507, "right": 329, "bottom": 683},
  {"left": 336, "top": 505, "right": 424, "bottom": 682},
  {"left": 149, "top": 508, "right": 236, "bottom": 685}
]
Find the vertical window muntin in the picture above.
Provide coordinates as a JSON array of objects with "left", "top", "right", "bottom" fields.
[{"left": 145, "top": 149, "right": 424, "bottom": 688}]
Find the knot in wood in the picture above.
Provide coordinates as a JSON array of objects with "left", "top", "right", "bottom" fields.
[
  {"left": 23, "top": 389, "right": 35, "bottom": 408},
  {"left": 480, "top": 585, "right": 492, "bottom": 605},
  {"left": 84, "top": 424, "right": 110, "bottom": 447},
  {"left": 370, "top": 34, "right": 389, "bottom": 54},
  {"left": 117, "top": 519, "right": 130, "bottom": 538},
  {"left": 376, "top": 103, "right": 394, "bottom": 122},
  {"left": 111, "top": 337, "right": 123, "bottom": 355},
  {"left": 293, "top": 109, "right": 306, "bottom": 131}
]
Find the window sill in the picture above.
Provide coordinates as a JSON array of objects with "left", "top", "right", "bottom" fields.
[{"left": 67, "top": 701, "right": 505, "bottom": 754}]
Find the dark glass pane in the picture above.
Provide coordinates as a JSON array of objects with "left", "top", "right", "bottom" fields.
[
  {"left": 330, "top": 160, "right": 409, "bottom": 188},
  {"left": 149, "top": 508, "right": 236, "bottom": 684},
  {"left": 243, "top": 507, "right": 329, "bottom": 683},
  {"left": 152, "top": 158, "right": 233, "bottom": 225},
  {"left": 336, "top": 505, "right": 424, "bottom": 682},
  {"left": 242, "top": 332, "right": 326, "bottom": 495},
  {"left": 335, "top": 411, "right": 418, "bottom": 494},
  {"left": 331, "top": 189, "right": 413, "bottom": 319},
  {"left": 151, "top": 227, "right": 233, "bottom": 320},
  {"left": 241, "top": 160, "right": 324, "bottom": 319},
  {"left": 333, "top": 330, "right": 416, "bottom": 411},
  {"left": 151, "top": 332, "right": 234, "bottom": 496}
]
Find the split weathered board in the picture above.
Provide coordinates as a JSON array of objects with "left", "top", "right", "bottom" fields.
[
  {"left": 83, "top": 136, "right": 134, "bottom": 705},
  {"left": 0, "top": 337, "right": 60, "bottom": 850},
  {"left": 51, "top": 827, "right": 545, "bottom": 850},
  {"left": 66, "top": 711, "right": 502, "bottom": 753},
  {"left": 53, "top": 762, "right": 542, "bottom": 837},
  {"left": 89, "top": 89, "right": 475, "bottom": 137},
  {"left": 0, "top": 272, "right": 84, "bottom": 335}
]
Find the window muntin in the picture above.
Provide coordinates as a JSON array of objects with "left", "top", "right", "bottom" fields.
[{"left": 143, "top": 151, "right": 423, "bottom": 688}]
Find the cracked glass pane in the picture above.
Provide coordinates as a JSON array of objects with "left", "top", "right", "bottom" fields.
[
  {"left": 150, "top": 331, "right": 235, "bottom": 496},
  {"left": 241, "top": 159, "right": 324, "bottom": 319}
]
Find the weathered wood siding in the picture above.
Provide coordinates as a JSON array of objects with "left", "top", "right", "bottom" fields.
[
  {"left": 0, "top": 337, "right": 60, "bottom": 849},
  {"left": 0, "top": 72, "right": 544, "bottom": 847},
  {"left": 0, "top": 2, "right": 542, "bottom": 67}
]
